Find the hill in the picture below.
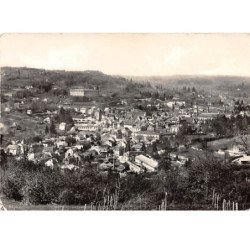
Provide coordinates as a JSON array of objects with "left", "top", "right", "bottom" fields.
[
  {"left": 1, "top": 67, "right": 128, "bottom": 91},
  {"left": 129, "top": 75, "right": 250, "bottom": 89},
  {"left": 0, "top": 67, "right": 154, "bottom": 99}
]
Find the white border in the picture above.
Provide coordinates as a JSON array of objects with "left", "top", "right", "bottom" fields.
[
  {"left": 1, "top": 1, "right": 250, "bottom": 250},
  {"left": 0, "top": 0, "right": 250, "bottom": 33}
]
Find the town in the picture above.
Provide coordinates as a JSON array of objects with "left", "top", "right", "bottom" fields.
[{"left": 1, "top": 67, "right": 250, "bottom": 210}]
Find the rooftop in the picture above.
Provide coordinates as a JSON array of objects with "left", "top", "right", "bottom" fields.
[{"left": 135, "top": 154, "right": 158, "bottom": 169}]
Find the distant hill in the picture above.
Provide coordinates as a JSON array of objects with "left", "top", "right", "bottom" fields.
[
  {"left": 129, "top": 75, "right": 250, "bottom": 89},
  {"left": 0, "top": 67, "right": 127, "bottom": 91},
  {"left": 2, "top": 67, "right": 250, "bottom": 98}
]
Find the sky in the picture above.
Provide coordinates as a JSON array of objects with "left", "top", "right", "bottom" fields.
[{"left": 1, "top": 33, "right": 250, "bottom": 76}]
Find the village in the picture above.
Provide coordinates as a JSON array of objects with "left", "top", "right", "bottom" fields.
[
  {"left": 1, "top": 66, "right": 250, "bottom": 210},
  {"left": 1, "top": 83, "right": 250, "bottom": 179}
]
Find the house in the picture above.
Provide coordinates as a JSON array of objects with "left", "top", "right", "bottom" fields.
[
  {"left": 45, "top": 158, "right": 58, "bottom": 167},
  {"left": 59, "top": 122, "right": 66, "bottom": 131},
  {"left": 99, "top": 146, "right": 109, "bottom": 155},
  {"left": 61, "top": 164, "right": 78, "bottom": 170},
  {"left": 70, "top": 88, "right": 98, "bottom": 98},
  {"left": 73, "top": 117, "right": 86, "bottom": 123},
  {"left": 28, "top": 152, "right": 35, "bottom": 162},
  {"left": 232, "top": 155, "right": 250, "bottom": 165},
  {"left": 168, "top": 124, "right": 180, "bottom": 134},
  {"left": 14, "top": 102, "right": 20, "bottom": 109},
  {"left": 6, "top": 144, "right": 20, "bottom": 155},
  {"left": 197, "top": 113, "right": 219, "bottom": 121},
  {"left": 98, "top": 162, "right": 113, "bottom": 171},
  {"left": 42, "top": 139, "right": 54, "bottom": 148},
  {"left": 56, "top": 140, "right": 68, "bottom": 148},
  {"left": 65, "top": 148, "right": 74, "bottom": 158},
  {"left": 132, "top": 131, "right": 161, "bottom": 143},
  {"left": 226, "top": 145, "right": 245, "bottom": 158},
  {"left": 103, "top": 140, "right": 114, "bottom": 147},
  {"left": 42, "top": 147, "right": 54, "bottom": 156},
  {"left": 132, "top": 143, "right": 143, "bottom": 151},
  {"left": 135, "top": 154, "right": 158, "bottom": 172},
  {"left": 127, "top": 161, "right": 143, "bottom": 173},
  {"left": 4, "top": 107, "right": 11, "bottom": 113},
  {"left": 74, "top": 123, "right": 98, "bottom": 131}
]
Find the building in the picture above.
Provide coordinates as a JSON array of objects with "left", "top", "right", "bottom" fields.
[
  {"left": 80, "top": 107, "right": 87, "bottom": 114},
  {"left": 132, "top": 131, "right": 161, "bottom": 142},
  {"left": 74, "top": 123, "right": 98, "bottom": 131},
  {"left": 58, "top": 122, "right": 66, "bottom": 131},
  {"left": 94, "top": 109, "right": 102, "bottom": 121},
  {"left": 6, "top": 144, "right": 20, "bottom": 155},
  {"left": 70, "top": 88, "right": 99, "bottom": 98},
  {"left": 168, "top": 124, "right": 180, "bottom": 134},
  {"left": 127, "top": 161, "right": 143, "bottom": 173},
  {"left": 197, "top": 112, "right": 219, "bottom": 121},
  {"left": 135, "top": 154, "right": 158, "bottom": 172},
  {"left": 73, "top": 117, "right": 86, "bottom": 123},
  {"left": 232, "top": 155, "right": 250, "bottom": 165}
]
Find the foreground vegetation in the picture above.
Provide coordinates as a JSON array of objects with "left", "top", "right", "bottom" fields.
[{"left": 1, "top": 152, "right": 249, "bottom": 210}]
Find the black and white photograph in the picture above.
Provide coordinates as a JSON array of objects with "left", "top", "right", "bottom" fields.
[
  {"left": 1, "top": 1, "right": 250, "bottom": 250},
  {"left": 1, "top": 33, "right": 250, "bottom": 211}
]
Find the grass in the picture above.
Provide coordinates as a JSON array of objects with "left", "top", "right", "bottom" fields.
[
  {"left": 1, "top": 110, "right": 46, "bottom": 144},
  {"left": 1, "top": 197, "right": 90, "bottom": 211},
  {"left": 1, "top": 197, "right": 216, "bottom": 210},
  {"left": 207, "top": 134, "right": 250, "bottom": 150}
]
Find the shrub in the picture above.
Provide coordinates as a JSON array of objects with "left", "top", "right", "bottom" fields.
[
  {"left": 21, "top": 173, "right": 48, "bottom": 204},
  {"left": 58, "top": 189, "right": 76, "bottom": 205},
  {"left": 1, "top": 166, "right": 25, "bottom": 201}
]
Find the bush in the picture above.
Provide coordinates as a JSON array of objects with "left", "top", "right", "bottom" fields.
[
  {"left": 33, "top": 135, "right": 43, "bottom": 143},
  {"left": 58, "top": 189, "right": 76, "bottom": 205},
  {"left": 21, "top": 176, "right": 48, "bottom": 204},
  {"left": 1, "top": 165, "right": 25, "bottom": 201}
]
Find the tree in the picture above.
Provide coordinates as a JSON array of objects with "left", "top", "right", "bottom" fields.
[
  {"left": 55, "top": 107, "right": 74, "bottom": 127},
  {"left": 45, "top": 125, "right": 49, "bottom": 134},
  {"left": 136, "top": 135, "right": 143, "bottom": 142},
  {"left": 50, "top": 120, "right": 57, "bottom": 135},
  {"left": 141, "top": 142, "right": 146, "bottom": 152},
  {"left": 0, "top": 149, "right": 7, "bottom": 171},
  {"left": 125, "top": 139, "right": 131, "bottom": 152},
  {"left": 33, "top": 135, "right": 42, "bottom": 143},
  {"left": 65, "top": 136, "right": 76, "bottom": 147},
  {"left": 238, "top": 136, "right": 250, "bottom": 154},
  {"left": 158, "top": 152, "right": 171, "bottom": 171},
  {"left": 31, "top": 101, "right": 44, "bottom": 113}
]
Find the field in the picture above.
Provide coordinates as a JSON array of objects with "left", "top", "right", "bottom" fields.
[
  {"left": 207, "top": 134, "right": 250, "bottom": 150},
  {"left": 1, "top": 197, "right": 215, "bottom": 211},
  {"left": 1, "top": 197, "right": 90, "bottom": 211},
  {"left": 1, "top": 110, "right": 46, "bottom": 145}
]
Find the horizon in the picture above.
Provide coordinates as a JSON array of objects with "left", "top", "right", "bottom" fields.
[
  {"left": 1, "top": 34, "right": 250, "bottom": 77},
  {"left": 2, "top": 65, "right": 250, "bottom": 79}
]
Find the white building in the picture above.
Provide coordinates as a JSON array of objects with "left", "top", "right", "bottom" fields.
[
  {"left": 127, "top": 161, "right": 143, "bottom": 173},
  {"left": 70, "top": 88, "right": 98, "bottom": 97},
  {"left": 135, "top": 154, "right": 158, "bottom": 172},
  {"left": 232, "top": 155, "right": 250, "bottom": 165},
  {"left": 59, "top": 122, "right": 66, "bottom": 131},
  {"left": 74, "top": 123, "right": 98, "bottom": 131}
]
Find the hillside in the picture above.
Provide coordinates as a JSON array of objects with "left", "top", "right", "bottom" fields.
[
  {"left": 130, "top": 75, "right": 250, "bottom": 89},
  {"left": 2, "top": 67, "right": 250, "bottom": 101},
  {"left": 0, "top": 67, "right": 126, "bottom": 91}
]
